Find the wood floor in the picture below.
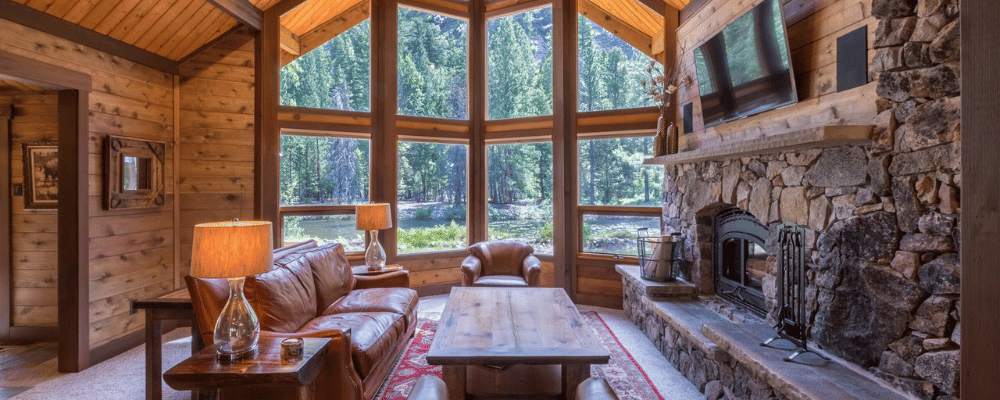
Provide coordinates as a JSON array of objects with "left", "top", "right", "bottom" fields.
[{"left": 0, "top": 342, "right": 61, "bottom": 399}]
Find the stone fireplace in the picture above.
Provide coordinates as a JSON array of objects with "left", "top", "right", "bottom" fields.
[{"left": 620, "top": 1, "right": 963, "bottom": 398}]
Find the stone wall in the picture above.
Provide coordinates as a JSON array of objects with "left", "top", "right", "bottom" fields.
[{"left": 658, "top": 1, "right": 961, "bottom": 399}]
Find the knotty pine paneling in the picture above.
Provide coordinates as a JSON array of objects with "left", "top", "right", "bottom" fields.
[
  {"left": 675, "top": 0, "right": 877, "bottom": 149},
  {"left": 0, "top": 17, "right": 178, "bottom": 349},
  {"left": 4, "top": 91, "right": 59, "bottom": 327},
  {"left": 177, "top": 31, "right": 257, "bottom": 281}
]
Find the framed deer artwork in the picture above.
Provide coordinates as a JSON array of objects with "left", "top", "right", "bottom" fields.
[{"left": 22, "top": 142, "right": 58, "bottom": 210}]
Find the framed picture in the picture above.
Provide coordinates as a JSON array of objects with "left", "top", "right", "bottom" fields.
[{"left": 22, "top": 142, "right": 58, "bottom": 210}]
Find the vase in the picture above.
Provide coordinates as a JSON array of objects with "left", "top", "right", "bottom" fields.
[
  {"left": 654, "top": 116, "right": 667, "bottom": 156},
  {"left": 667, "top": 122, "right": 679, "bottom": 155}
]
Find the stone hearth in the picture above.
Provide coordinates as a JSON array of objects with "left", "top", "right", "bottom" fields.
[{"left": 639, "top": 1, "right": 963, "bottom": 399}]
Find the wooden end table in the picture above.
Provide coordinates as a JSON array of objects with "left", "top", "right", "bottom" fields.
[
  {"left": 351, "top": 264, "right": 405, "bottom": 276},
  {"left": 426, "top": 287, "right": 610, "bottom": 400},
  {"left": 131, "top": 288, "right": 203, "bottom": 400},
  {"left": 163, "top": 337, "right": 331, "bottom": 400}
]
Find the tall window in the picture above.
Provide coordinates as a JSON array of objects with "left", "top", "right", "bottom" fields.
[
  {"left": 397, "top": 142, "right": 468, "bottom": 253},
  {"left": 487, "top": 7, "right": 553, "bottom": 120},
  {"left": 280, "top": 21, "right": 371, "bottom": 111},
  {"left": 279, "top": 135, "right": 370, "bottom": 250},
  {"left": 487, "top": 142, "right": 553, "bottom": 254},
  {"left": 578, "top": 136, "right": 661, "bottom": 256},
  {"left": 578, "top": 16, "right": 657, "bottom": 112},
  {"left": 398, "top": 8, "right": 468, "bottom": 119}
]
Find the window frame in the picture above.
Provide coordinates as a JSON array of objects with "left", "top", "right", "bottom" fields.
[
  {"left": 395, "top": 139, "right": 471, "bottom": 255},
  {"left": 575, "top": 134, "right": 663, "bottom": 261},
  {"left": 277, "top": 131, "right": 372, "bottom": 257},
  {"left": 485, "top": 138, "right": 555, "bottom": 255}
]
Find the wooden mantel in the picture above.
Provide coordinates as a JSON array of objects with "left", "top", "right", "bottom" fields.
[{"left": 643, "top": 125, "right": 874, "bottom": 166}]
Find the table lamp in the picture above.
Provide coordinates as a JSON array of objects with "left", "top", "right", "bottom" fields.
[
  {"left": 190, "top": 220, "right": 273, "bottom": 361},
  {"left": 356, "top": 203, "right": 392, "bottom": 271}
]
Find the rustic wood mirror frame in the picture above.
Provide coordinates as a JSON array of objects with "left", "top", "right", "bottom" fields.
[{"left": 103, "top": 135, "right": 165, "bottom": 210}]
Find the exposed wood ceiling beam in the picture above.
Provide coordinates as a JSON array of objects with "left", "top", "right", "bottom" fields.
[
  {"left": 635, "top": 0, "right": 666, "bottom": 16},
  {"left": 0, "top": 0, "right": 179, "bottom": 74},
  {"left": 269, "top": 0, "right": 314, "bottom": 17},
  {"left": 280, "top": 25, "right": 301, "bottom": 55},
  {"left": 177, "top": 25, "right": 245, "bottom": 66},
  {"left": 206, "top": 0, "right": 263, "bottom": 31},
  {"left": 652, "top": 27, "right": 665, "bottom": 56},
  {"left": 579, "top": 0, "right": 654, "bottom": 58},
  {"left": 485, "top": 0, "right": 550, "bottom": 19},
  {"left": 287, "top": 0, "right": 370, "bottom": 65},
  {"left": 399, "top": 0, "right": 468, "bottom": 17}
]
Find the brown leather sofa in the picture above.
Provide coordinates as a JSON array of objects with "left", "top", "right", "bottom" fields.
[
  {"left": 460, "top": 240, "right": 541, "bottom": 287},
  {"left": 186, "top": 240, "right": 418, "bottom": 400}
]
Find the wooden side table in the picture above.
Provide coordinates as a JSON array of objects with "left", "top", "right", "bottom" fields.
[
  {"left": 351, "top": 264, "right": 404, "bottom": 276},
  {"left": 131, "top": 288, "right": 202, "bottom": 400},
  {"left": 163, "top": 337, "right": 330, "bottom": 400}
]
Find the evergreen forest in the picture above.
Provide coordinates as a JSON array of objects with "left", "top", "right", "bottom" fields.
[{"left": 278, "top": 7, "right": 661, "bottom": 255}]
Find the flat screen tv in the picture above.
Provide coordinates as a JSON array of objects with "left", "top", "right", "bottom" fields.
[{"left": 693, "top": 0, "right": 797, "bottom": 128}]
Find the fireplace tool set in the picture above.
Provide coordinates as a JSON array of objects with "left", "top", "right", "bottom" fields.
[{"left": 761, "top": 222, "right": 829, "bottom": 362}]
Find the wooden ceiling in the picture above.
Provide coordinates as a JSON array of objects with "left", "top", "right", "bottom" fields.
[
  {"left": 588, "top": 0, "right": 664, "bottom": 40},
  {"left": 8, "top": 0, "right": 281, "bottom": 61},
  {"left": 5, "top": 0, "right": 690, "bottom": 69}
]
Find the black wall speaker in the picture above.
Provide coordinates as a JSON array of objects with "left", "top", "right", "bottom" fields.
[
  {"left": 683, "top": 103, "right": 693, "bottom": 134},
  {"left": 837, "top": 27, "right": 868, "bottom": 92}
]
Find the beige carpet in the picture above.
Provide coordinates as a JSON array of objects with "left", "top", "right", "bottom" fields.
[{"left": 12, "top": 296, "right": 701, "bottom": 400}]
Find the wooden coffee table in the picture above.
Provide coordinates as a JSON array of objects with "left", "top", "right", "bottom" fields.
[
  {"left": 163, "top": 337, "right": 330, "bottom": 400},
  {"left": 426, "top": 287, "right": 610, "bottom": 400}
]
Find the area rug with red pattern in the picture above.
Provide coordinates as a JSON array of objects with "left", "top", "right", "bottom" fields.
[{"left": 375, "top": 311, "right": 664, "bottom": 400}]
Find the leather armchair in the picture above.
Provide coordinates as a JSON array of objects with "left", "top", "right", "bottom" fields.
[{"left": 461, "top": 240, "right": 541, "bottom": 287}]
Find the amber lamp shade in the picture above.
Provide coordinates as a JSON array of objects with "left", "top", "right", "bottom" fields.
[
  {"left": 356, "top": 203, "right": 392, "bottom": 271},
  {"left": 190, "top": 220, "right": 273, "bottom": 361}
]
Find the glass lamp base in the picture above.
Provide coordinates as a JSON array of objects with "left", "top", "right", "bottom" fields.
[
  {"left": 365, "top": 230, "right": 386, "bottom": 271},
  {"left": 216, "top": 344, "right": 257, "bottom": 362},
  {"left": 214, "top": 277, "right": 260, "bottom": 363}
]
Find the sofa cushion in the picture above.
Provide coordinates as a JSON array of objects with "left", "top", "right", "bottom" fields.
[
  {"left": 297, "top": 312, "right": 406, "bottom": 378},
  {"left": 273, "top": 240, "right": 318, "bottom": 263},
  {"left": 323, "top": 288, "right": 418, "bottom": 320},
  {"left": 468, "top": 240, "right": 534, "bottom": 277},
  {"left": 244, "top": 254, "right": 318, "bottom": 333},
  {"left": 473, "top": 275, "right": 530, "bottom": 287},
  {"left": 301, "top": 243, "right": 356, "bottom": 314}
]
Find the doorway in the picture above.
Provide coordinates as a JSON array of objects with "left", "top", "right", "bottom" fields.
[{"left": 0, "top": 50, "right": 92, "bottom": 373}]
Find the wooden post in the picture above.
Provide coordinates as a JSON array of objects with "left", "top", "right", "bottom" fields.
[
  {"left": 255, "top": 7, "right": 282, "bottom": 245},
  {"left": 468, "top": 0, "right": 487, "bottom": 245},
  {"left": 371, "top": 0, "right": 400, "bottom": 262},
  {"left": 0, "top": 104, "right": 10, "bottom": 342},
  {"left": 960, "top": 1, "right": 1000, "bottom": 398},
  {"left": 173, "top": 75, "right": 182, "bottom": 289},
  {"left": 58, "top": 88, "right": 90, "bottom": 372},
  {"left": 664, "top": 6, "right": 678, "bottom": 125},
  {"left": 552, "top": 0, "right": 578, "bottom": 295}
]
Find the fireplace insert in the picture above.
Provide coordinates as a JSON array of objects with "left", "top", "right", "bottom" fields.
[{"left": 714, "top": 207, "right": 769, "bottom": 316}]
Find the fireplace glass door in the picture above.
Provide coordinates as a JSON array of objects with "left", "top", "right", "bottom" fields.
[{"left": 714, "top": 207, "right": 768, "bottom": 316}]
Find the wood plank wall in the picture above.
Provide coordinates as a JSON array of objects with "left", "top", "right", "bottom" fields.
[
  {"left": 675, "top": 0, "right": 877, "bottom": 150},
  {"left": 4, "top": 91, "right": 59, "bottom": 328},
  {"left": 0, "top": 17, "right": 179, "bottom": 350},
  {"left": 177, "top": 31, "right": 257, "bottom": 279}
]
